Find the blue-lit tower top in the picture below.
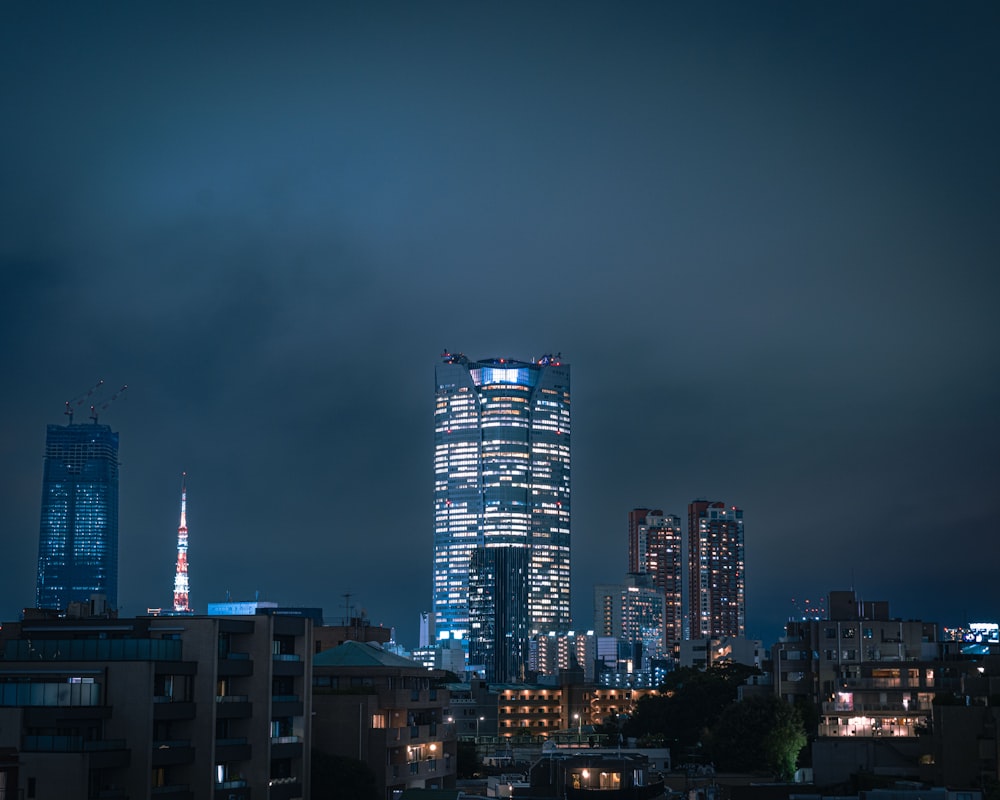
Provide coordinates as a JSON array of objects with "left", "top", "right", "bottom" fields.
[
  {"left": 433, "top": 351, "right": 571, "bottom": 648},
  {"left": 36, "top": 421, "right": 120, "bottom": 611}
]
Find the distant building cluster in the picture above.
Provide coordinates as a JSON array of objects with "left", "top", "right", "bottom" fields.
[{"left": 8, "top": 358, "right": 1000, "bottom": 797}]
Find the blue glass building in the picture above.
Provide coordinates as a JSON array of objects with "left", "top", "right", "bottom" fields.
[
  {"left": 36, "top": 423, "right": 120, "bottom": 610},
  {"left": 433, "top": 352, "right": 571, "bottom": 666}
]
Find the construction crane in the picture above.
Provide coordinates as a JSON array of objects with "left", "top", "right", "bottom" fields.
[
  {"left": 64, "top": 379, "right": 105, "bottom": 424},
  {"left": 89, "top": 384, "right": 128, "bottom": 423}
]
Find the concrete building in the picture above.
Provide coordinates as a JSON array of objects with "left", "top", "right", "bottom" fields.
[
  {"left": 773, "top": 590, "right": 947, "bottom": 739},
  {"left": 312, "top": 641, "right": 457, "bottom": 799},
  {"left": 446, "top": 674, "right": 657, "bottom": 745},
  {"left": 0, "top": 611, "right": 311, "bottom": 799}
]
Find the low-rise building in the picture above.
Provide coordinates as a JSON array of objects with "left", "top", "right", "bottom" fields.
[
  {"left": 312, "top": 641, "right": 457, "bottom": 798},
  {"left": 0, "top": 611, "right": 311, "bottom": 800}
]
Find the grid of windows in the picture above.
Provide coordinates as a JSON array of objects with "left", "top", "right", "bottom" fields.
[
  {"left": 36, "top": 423, "right": 120, "bottom": 610},
  {"left": 433, "top": 355, "right": 570, "bottom": 662}
]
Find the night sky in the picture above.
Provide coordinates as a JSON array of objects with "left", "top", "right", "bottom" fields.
[{"left": 3, "top": 2, "right": 998, "bottom": 647}]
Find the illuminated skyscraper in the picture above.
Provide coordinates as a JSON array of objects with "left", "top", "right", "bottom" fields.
[
  {"left": 628, "top": 509, "right": 683, "bottom": 643},
  {"left": 687, "top": 500, "right": 744, "bottom": 639},
  {"left": 433, "top": 352, "right": 571, "bottom": 662},
  {"left": 36, "top": 422, "right": 120, "bottom": 610}
]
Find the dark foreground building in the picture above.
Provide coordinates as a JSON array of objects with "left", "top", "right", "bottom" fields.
[{"left": 0, "top": 611, "right": 311, "bottom": 799}]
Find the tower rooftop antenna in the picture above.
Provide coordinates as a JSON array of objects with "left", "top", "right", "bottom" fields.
[
  {"left": 64, "top": 379, "right": 104, "bottom": 424},
  {"left": 89, "top": 384, "right": 128, "bottom": 424}
]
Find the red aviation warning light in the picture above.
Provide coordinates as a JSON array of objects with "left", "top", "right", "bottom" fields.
[{"left": 172, "top": 473, "right": 191, "bottom": 613}]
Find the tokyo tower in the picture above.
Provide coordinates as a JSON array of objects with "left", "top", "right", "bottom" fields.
[{"left": 172, "top": 473, "right": 190, "bottom": 613}]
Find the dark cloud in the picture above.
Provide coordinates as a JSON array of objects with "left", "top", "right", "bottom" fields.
[{"left": 2, "top": 2, "right": 998, "bottom": 642}]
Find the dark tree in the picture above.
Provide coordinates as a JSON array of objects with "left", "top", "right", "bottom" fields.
[
  {"left": 706, "top": 696, "right": 806, "bottom": 780},
  {"left": 457, "top": 739, "right": 480, "bottom": 778},
  {"left": 623, "top": 663, "right": 761, "bottom": 756},
  {"left": 311, "top": 749, "right": 379, "bottom": 800}
]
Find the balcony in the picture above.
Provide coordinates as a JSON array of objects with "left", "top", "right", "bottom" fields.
[
  {"left": 218, "top": 652, "right": 253, "bottom": 677},
  {"left": 386, "top": 724, "right": 440, "bottom": 745},
  {"left": 214, "top": 780, "right": 251, "bottom": 800},
  {"left": 215, "top": 737, "right": 252, "bottom": 761},
  {"left": 152, "top": 739, "right": 194, "bottom": 767},
  {"left": 271, "top": 694, "right": 303, "bottom": 717},
  {"left": 271, "top": 655, "right": 303, "bottom": 677},
  {"left": 270, "top": 735, "right": 303, "bottom": 759},
  {"left": 23, "top": 736, "right": 130, "bottom": 768},
  {"left": 216, "top": 695, "right": 252, "bottom": 719},
  {"left": 153, "top": 699, "right": 196, "bottom": 720},
  {"left": 23, "top": 735, "right": 126, "bottom": 752},
  {"left": 150, "top": 785, "right": 193, "bottom": 800},
  {"left": 4, "top": 638, "right": 181, "bottom": 661},
  {"left": 387, "top": 757, "right": 450, "bottom": 784},
  {"left": 268, "top": 778, "right": 302, "bottom": 800}
]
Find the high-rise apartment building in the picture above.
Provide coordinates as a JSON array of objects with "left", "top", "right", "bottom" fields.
[
  {"left": 687, "top": 500, "right": 744, "bottom": 639},
  {"left": 627, "top": 509, "right": 683, "bottom": 643},
  {"left": 594, "top": 579, "right": 668, "bottom": 666},
  {"left": 36, "top": 422, "right": 120, "bottom": 610},
  {"left": 433, "top": 352, "right": 571, "bottom": 666}
]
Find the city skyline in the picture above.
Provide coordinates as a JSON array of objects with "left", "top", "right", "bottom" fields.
[{"left": 1, "top": 3, "right": 998, "bottom": 645}]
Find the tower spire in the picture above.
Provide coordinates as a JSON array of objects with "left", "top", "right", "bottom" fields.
[{"left": 172, "top": 472, "right": 190, "bottom": 613}]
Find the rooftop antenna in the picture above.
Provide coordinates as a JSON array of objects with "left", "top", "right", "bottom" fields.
[{"left": 343, "top": 592, "right": 352, "bottom": 626}]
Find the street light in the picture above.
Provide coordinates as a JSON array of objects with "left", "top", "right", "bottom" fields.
[
  {"left": 477, "top": 715, "right": 485, "bottom": 740},
  {"left": 573, "top": 712, "right": 581, "bottom": 740}
]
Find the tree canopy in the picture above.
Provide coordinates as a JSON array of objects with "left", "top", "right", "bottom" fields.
[
  {"left": 311, "top": 749, "right": 379, "bottom": 800},
  {"left": 705, "top": 694, "right": 806, "bottom": 780},
  {"left": 623, "top": 663, "right": 760, "bottom": 754}
]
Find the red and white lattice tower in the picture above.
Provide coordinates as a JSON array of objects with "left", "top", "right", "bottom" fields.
[{"left": 172, "top": 473, "right": 190, "bottom": 612}]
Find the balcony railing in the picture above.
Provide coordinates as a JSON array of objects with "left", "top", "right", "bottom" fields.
[
  {"left": 6, "top": 639, "right": 181, "bottom": 661},
  {"left": 154, "top": 739, "right": 192, "bottom": 749},
  {"left": 272, "top": 653, "right": 300, "bottom": 662},
  {"left": 24, "top": 736, "right": 127, "bottom": 752}
]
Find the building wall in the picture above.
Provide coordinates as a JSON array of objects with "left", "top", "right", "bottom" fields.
[
  {"left": 0, "top": 613, "right": 312, "bottom": 799},
  {"left": 312, "top": 657, "right": 456, "bottom": 799}
]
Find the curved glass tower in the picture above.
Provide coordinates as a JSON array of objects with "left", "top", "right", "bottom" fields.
[
  {"left": 36, "top": 423, "right": 120, "bottom": 611},
  {"left": 433, "top": 352, "right": 570, "bottom": 673}
]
